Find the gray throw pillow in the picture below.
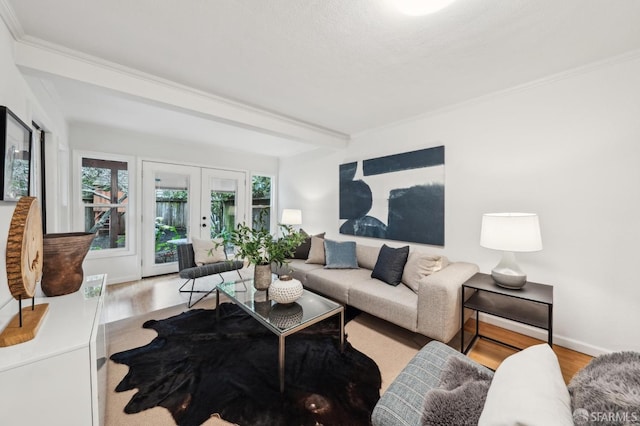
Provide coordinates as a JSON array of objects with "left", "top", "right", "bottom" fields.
[
  {"left": 371, "top": 244, "right": 409, "bottom": 286},
  {"left": 324, "top": 239, "right": 358, "bottom": 269}
]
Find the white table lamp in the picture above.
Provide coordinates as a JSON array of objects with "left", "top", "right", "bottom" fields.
[
  {"left": 280, "top": 209, "right": 302, "bottom": 226},
  {"left": 480, "top": 213, "right": 542, "bottom": 289}
]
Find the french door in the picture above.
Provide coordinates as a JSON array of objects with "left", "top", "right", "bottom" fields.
[{"left": 141, "top": 161, "right": 247, "bottom": 277}]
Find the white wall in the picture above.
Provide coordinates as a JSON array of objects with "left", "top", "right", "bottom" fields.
[
  {"left": 0, "top": 21, "right": 69, "bottom": 309},
  {"left": 69, "top": 122, "right": 279, "bottom": 284},
  {"left": 280, "top": 54, "right": 640, "bottom": 355}
]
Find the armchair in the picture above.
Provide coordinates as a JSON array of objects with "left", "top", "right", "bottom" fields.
[{"left": 176, "top": 243, "right": 244, "bottom": 308}]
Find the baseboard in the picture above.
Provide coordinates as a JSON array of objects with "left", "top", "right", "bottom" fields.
[
  {"left": 105, "top": 274, "right": 142, "bottom": 286},
  {"left": 478, "top": 314, "right": 610, "bottom": 357}
]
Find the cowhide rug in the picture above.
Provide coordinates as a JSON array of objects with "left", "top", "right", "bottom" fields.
[{"left": 110, "top": 303, "right": 381, "bottom": 426}]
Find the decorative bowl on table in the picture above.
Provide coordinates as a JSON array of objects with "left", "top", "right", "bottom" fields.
[{"left": 269, "top": 275, "right": 303, "bottom": 304}]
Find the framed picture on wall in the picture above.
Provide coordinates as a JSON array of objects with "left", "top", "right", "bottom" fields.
[
  {"left": 1, "top": 106, "right": 32, "bottom": 201},
  {"left": 339, "top": 145, "right": 445, "bottom": 246}
]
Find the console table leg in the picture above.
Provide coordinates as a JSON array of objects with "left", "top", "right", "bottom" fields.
[
  {"left": 548, "top": 304, "right": 553, "bottom": 346},
  {"left": 460, "top": 297, "right": 465, "bottom": 353}
]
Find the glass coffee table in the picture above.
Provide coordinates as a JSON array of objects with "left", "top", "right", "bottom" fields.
[{"left": 215, "top": 278, "right": 344, "bottom": 392}]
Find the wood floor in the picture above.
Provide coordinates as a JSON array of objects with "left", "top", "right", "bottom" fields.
[
  {"left": 461, "top": 319, "right": 592, "bottom": 383},
  {"left": 105, "top": 273, "right": 593, "bottom": 384},
  {"left": 104, "top": 269, "right": 254, "bottom": 323}
]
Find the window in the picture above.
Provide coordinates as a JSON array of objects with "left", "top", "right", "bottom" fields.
[
  {"left": 81, "top": 157, "right": 129, "bottom": 251},
  {"left": 251, "top": 175, "right": 272, "bottom": 232}
]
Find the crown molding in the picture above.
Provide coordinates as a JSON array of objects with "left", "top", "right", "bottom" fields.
[
  {"left": 0, "top": 3, "right": 347, "bottom": 146},
  {"left": 0, "top": 0, "right": 24, "bottom": 39},
  {"left": 353, "top": 48, "right": 640, "bottom": 139},
  {"left": 16, "top": 36, "right": 349, "bottom": 148}
]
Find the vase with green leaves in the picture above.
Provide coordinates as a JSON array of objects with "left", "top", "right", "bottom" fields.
[{"left": 225, "top": 212, "right": 306, "bottom": 290}]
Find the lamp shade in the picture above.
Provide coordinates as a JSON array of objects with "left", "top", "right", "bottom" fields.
[
  {"left": 480, "top": 213, "right": 542, "bottom": 252},
  {"left": 280, "top": 209, "right": 302, "bottom": 225}
]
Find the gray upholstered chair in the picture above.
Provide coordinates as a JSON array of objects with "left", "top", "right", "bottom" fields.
[
  {"left": 176, "top": 243, "right": 244, "bottom": 308},
  {"left": 372, "top": 341, "right": 493, "bottom": 426}
]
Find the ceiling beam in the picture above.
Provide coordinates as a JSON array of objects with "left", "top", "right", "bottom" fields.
[{"left": 14, "top": 38, "right": 349, "bottom": 149}]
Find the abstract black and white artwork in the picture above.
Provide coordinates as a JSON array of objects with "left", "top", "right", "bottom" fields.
[{"left": 339, "top": 146, "right": 444, "bottom": 246}]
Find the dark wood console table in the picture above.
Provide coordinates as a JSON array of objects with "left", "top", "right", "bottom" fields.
[{"left": 460, "top": 272, "right": 553, "bottom": 354}]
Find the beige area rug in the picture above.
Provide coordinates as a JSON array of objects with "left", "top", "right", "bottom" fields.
[{"left": 106, "top": 299, "right": 428, "bottom": 426}]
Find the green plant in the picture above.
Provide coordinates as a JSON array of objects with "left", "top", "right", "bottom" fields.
[
  {"left": 225, "top": 211, "right": 306, "bottom": 267},
  {"left": 155, "top": 217, "right": 179, "bottom": 252}
]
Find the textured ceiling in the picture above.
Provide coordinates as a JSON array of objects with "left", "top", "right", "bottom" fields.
[{"left": 7, "top": 0, "right": 640, "bottom": 144}]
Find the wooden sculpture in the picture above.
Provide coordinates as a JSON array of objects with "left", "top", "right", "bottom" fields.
[{"left": 0, "top": 196, "right": 48, "bottom": 346}]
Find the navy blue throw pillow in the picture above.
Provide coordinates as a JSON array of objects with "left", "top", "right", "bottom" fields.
[{"left": 371, "top": 244, "right": 410, "bottom": 286}]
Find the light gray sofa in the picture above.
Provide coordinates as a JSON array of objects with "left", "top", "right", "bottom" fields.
[{"left": 277, "top": 244, "right": 478, "bottom": 343}]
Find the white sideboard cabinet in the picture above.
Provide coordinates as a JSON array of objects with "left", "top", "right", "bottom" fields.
[{"left": 0, "top": 274, "right": 107, "bottom": 425}]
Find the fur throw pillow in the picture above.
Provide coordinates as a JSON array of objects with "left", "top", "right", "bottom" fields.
[
  {"left": 568, "top": 351, "right": 640, "bottom": 417},
  {"left": 421, "top": 357, "right": 492, "bottom": 426}
]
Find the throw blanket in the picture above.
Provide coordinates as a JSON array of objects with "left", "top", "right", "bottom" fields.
[{"left": 421, "top": 357, "right": 492, "bottom": 426}]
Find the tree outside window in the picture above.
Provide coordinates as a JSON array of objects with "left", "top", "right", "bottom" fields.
[
  {"left": 81, "top": 158, "right": 128, "bottom": 250},
  {"left": 251, "top": 175, "right": 272, "bottom": 232}
]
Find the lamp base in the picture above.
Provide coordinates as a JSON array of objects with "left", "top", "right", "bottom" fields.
[
  {"left": 491, "top": 270, "right": 527, "bottom": 289},
  {"left": 491, "top": 251, "right": 527, "bottom": 289}
]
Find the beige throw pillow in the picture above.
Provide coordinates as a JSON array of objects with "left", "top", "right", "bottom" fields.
[
  {"left": 401, "top": 251, "right": 448, "bottom": 292},
  {"left": 191, "top": 237, "right": 226, "bottom": 265},
  {"left": 305, "top": 235, "right": 326, "bottom": 264},
  {"left": 478, "top": 344, "right": 573, "bottom": 426},
  {"left": 356, "top": 245, "right": 381, "bottom": 270}
]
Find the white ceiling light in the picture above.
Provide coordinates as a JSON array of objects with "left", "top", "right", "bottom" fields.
[{"left": 394, "top": 0, "right": 458, "bottom": 16}]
